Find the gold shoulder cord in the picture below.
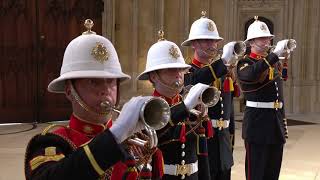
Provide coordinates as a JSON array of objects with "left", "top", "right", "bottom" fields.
[
  {"left": 206, "top": 64, "right": 218, "bottom": 80},
  {"left": 206, "top": 64, "right": 221, "bottom": 89},
  {"left": 263, "top": 58, "right": 274, "bottom": 80},
  {"left": 83, "top": 145, "right": 105, "bottom": 177}
]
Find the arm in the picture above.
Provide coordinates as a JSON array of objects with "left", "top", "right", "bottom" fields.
[
  {"left": 25, "top": 130, "right": 125, "bottom": 180},
  {"left": 184, "top": 59, "right": 227, "bottom": 85},
  {"left": 170, "top": 102, "right": 190, "bottom": 125},
  {"left": 237, "top": 53, "right": 279, "bottom": 82}
]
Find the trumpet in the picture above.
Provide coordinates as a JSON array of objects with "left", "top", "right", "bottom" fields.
[
  {"left": 233, "top": 41, "right": 247, "bottom": 58},
  {"left": 226, "top": 41, "right": 247, "bottom": 66},
  {"left": 100, "top": 96, "right": 171, "bottom": 148},
  {"left": 199, "top": 86, "right": 221, "bottom": 107},
  {"left": 269, "top": 39, "right": 297, "bottom": 59},
  {"left": 210, "top": 41, "right": 247, "bottom": 65},
  {"left": 183, "top": 85, "right": 221, "bottom": 116}
]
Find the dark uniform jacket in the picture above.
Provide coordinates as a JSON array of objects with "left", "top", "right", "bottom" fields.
[
  {"left": 24, "top": 115, "right": 125, "bottom": 180},
  {"left": 236, "top": 52, "right": 287, "bottom": 145},
  {"left": 154, "top": 90, "right": 210, "bottom": 180},
  {"left": 184, "top": 58, "right": 234, "bottom": 175}
]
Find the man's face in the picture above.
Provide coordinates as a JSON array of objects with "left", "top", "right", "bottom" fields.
[
  {"left": 150, "top": 68, "right": 187, "bottom": 96},
  {"left": 192, "top": 39, "right": 220, "bottom": 60},
  {"left": 66, "top": 78, "right": 117, "bottom": 122},
  {"left": 250, "top": 37, "right": 272, "bottom": 53},
  {"left": 157, "top": 68, "right": 185, "bottom": 85}
]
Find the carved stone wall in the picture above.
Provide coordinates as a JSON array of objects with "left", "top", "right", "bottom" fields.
[{"left": 102, "top": 0, "right": 320, "bottom": 113}]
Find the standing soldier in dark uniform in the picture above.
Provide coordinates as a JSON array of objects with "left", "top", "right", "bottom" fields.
[
  {"left": 236, "top": 16, "right": 292, "bottom": 180},
  {"left": 181, "top": 11, "right": 237, "bottom": 180},
  {"left": 137, "top": 31, "right": 212, "bottom": 180},
  {"left": 24, "top": 19, "right": 150, "bottom": 180}
]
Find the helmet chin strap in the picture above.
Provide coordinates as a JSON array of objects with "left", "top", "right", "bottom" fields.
[
  {"left": 69, "top": 82, "right": 111, "bottom": 118},
  {"left": 154, "top": 72, "right": 183, "bottom": 93}
]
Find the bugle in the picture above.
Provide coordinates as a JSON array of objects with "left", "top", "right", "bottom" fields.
[
  {"left": 100, "top": 96, "right": 171, "bottom": 148},
  {"left": 270, "top": 39, "right": 297, "bottom": 59},
  {"left": 183, "top": 85, "right": 221, "bottom": 116}
]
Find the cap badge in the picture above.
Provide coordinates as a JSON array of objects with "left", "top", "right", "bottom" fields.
[
  {"left": 91, "top": 42, "right": 109, "bottom": 63},
  {"left": 260, "top": 24, "right": 268, "bottom": 32},
  {"left": 169, "top": 45, "right": 180, "bottom": 59},
  {"left": 208, "top": 21, "right": 215, "bottom": 32}
]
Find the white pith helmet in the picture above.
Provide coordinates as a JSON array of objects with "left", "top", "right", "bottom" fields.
[
  {"left": 48, "top": 19, "right": 130, "bottom": 93},
  {"left": 137, "top": 30, "right": 191, "bottom": 80},
  {"left": 181, "top": 11, "right": 223, "bottom": 46},
  {"left": 245, "top": 16, "right": 274, "bottom": 42}
]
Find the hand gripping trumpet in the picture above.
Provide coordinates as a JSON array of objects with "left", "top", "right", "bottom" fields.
[
  {"left": 226, "top": 41, "right": 247, "bottom": 66},
  {"left": 270, "top": 39, "right": 297, "bottom": 59},
  {"left": 100, "top": 97, "right": 171, "bottom": 148},
  {"left": 183, "top": 85, "right": 221, "bottom": 117}
]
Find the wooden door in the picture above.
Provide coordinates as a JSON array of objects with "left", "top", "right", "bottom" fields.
[
  {"left": 36, "top": 0, "right": 103, "bottom": 122},
  {"left": 0, "top": 0, "right": 103, "bottom": 123},
  {"left": 0, "top": 0, "right": 37, "bottom": 123}
]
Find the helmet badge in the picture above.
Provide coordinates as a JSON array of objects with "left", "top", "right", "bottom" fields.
[
  {"left": 260, "top": 24, "right": 268, "bottom": 32},
  {"left": 208, "top": 21, "right": 215, "bottom": 32},
  {"left": 169, "top": 45, "right": 180, "bottom": 59},
  {"left": 91, "top": 42, "right": 109, "bottom": 63}
]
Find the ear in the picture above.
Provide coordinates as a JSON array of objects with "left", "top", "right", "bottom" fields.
[
  {"left": 149, "top": 72, "right": 157, "bottom": 83},
  {"left": 249, "top": 40, "right": 254, "bottom": 47},
  {"left": 191, "top": 40, "right": 197, "bottom": 49},
  {"left": 64, "top": 80, "right": 73, "bottom": 101}
]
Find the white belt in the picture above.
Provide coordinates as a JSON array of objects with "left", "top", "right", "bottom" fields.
[
  {"left": 211, "top": 119, "right": 230, "bottom": 129},
  {"left": 164, "top": 161, "right": 198, "bottom": 176},
  {"left": 246, "top": 100, "right": 283, "bottom": 109}
]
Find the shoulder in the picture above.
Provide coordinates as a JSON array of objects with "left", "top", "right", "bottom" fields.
[
  {"left": 24, "top": 124, "right": 75, "bottom": 179},
  {"left": 237, "top": 55, "right": 254, "bottom": 70}
]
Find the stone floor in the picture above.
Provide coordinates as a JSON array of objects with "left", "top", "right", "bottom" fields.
[{"left": 0, "top": 113, "right": 319, "bottom": 180}]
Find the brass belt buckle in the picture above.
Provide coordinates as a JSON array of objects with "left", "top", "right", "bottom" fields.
[
  {"left": 177, "top": 164, "right": 190, "bottom": 176},
  {"left": 274, "top": 100, "right": 281, "bottom": 110},
  {"left": 217, "top": 118, "right": 224, "bottom": 130}
]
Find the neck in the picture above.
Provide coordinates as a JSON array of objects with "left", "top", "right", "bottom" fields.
[
  {"left": 251, "top": 48, "right": 267, "bottom": 56},
  {"left": 154, "top": 87, "right": 178, "bottom": 99},
  {"left": 72, "top": 109, "right": 110, "bottom": 124}
]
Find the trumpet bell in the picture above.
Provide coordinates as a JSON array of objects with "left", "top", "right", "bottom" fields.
[
  {"left": 286, "top": 39, "right": 297, "bottom": 51},
  {"left": 202, "top": 86, "right": 221, "bottom": 107},
  {"left": 140, "top": 97, "right": 171, "bottom": 130},
  {"left": 101, "top": 97, "right": 171, "bottom": 131},
  {"left": 234, "top": 41, "right": 246, "bottom": 57}
]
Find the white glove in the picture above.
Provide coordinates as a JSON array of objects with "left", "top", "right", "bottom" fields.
[
  {"left": 184, "top": 83, "right": 210, "bottom": 110},
  {"left": 110, "top": 96, "right": 147, "bottom": 143},
  {"left": 273, "top": 39, "right": 288, "bottom": 56},
  {"left": 221, "top": 41, "right": 236, "bottom": 63}
]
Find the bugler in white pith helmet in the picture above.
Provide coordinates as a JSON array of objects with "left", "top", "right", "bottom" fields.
[
  {"left": 181, "top": 11, "right": 223, "bottom": 46},
  {"left": 48, "top": 19, "right": 130, "bottom": 93},
  {"left": 137, "top": 30, "right": 191, "bottom": 80},
  {"left": 245, "top": 16, "right": 274, "bottom": 42}
]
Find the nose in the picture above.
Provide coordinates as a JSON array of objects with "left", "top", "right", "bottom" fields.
[
  {"left": 174, "top": 70, "right": 185, "bottom": 79},
  {"left": 210, "top": 42, "right": 218, "bottom": 49},
  {"left": 98, "top": 80, "right": 112, "bottom": 97}
]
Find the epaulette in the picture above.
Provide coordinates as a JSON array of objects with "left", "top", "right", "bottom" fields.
[{"left": 24, "top": 124, "right": 76, "bottom": 180}]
